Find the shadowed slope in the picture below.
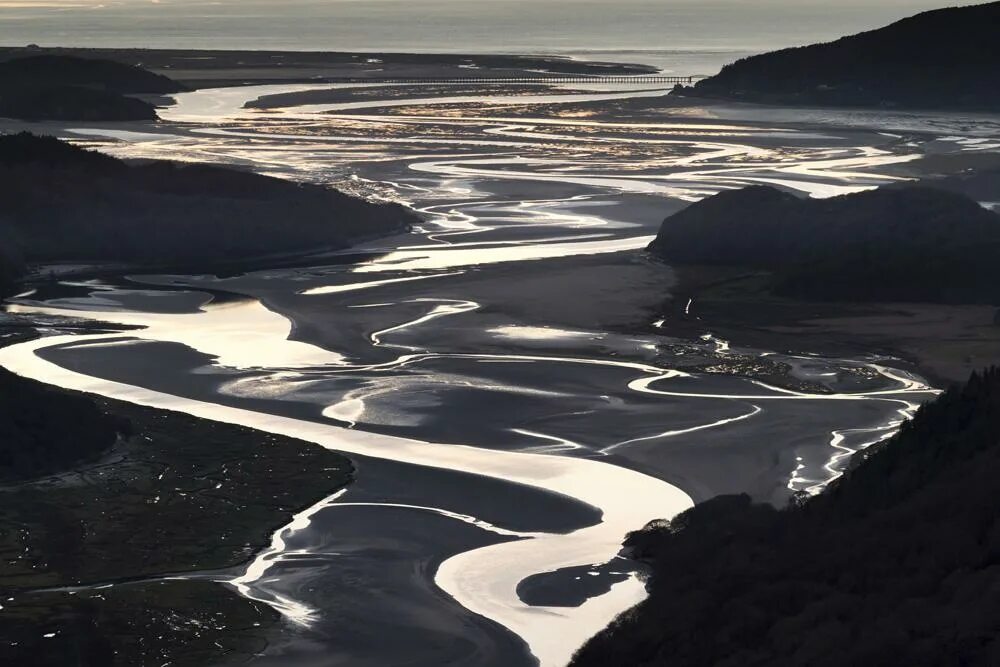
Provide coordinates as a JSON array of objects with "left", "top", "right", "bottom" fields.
[
  {"left": 0, "top": 55, "right": 184, "bottom": 121},
  {"left": 572, "top": 367, "right": 1000, "bottom": 666},
  {"left": 676, "top": 2, "right": 1000, "bottom": 111},
  {"left": 648, "top": 185, "right": 1000, "bottom": 304},
  {"left": 0, "top": 133, "right": 416, "bottom": 283}
]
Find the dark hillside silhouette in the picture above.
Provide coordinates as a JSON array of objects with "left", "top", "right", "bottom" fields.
[
  {"left": 675, "top": 2, "right": 1000, "bottom": 111},
  {"left": 648, "top": 185, "right": 1000, "bottom": 304},
  {"left": 0, "top": 133, "right": 416, "bottom": 285},
  {"left": 0, "top": 131, "right": 122, "bottom": 168},
  {"left": 0, "top": 55, "right": 182, "bottom": 121},
  {"left": 0, "top": 55, "right": 183, "bottom": 94},
  {"left": 572, "top": 367, "right": 1000, "bottom": 667},
  {"left": 0, "top": 85, "right": 158, "bottom": 121}
]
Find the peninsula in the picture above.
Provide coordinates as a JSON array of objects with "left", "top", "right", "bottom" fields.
[
  {"left": 673, "top": 1, "right": 1000, "bottom": 111},
  {"left": 0, "top": 132, "right": 417, "bottom": 290},
  {"left": 0, "top": 55, "right": 182, "bottom": 121}
]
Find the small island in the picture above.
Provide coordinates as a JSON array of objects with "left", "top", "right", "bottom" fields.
[{"left": 673, "top": 1, "right": 1000, "bottom": 111}]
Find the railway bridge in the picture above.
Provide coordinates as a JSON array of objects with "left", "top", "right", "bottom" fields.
[{"left": 317, "top": 75, "right": 704, "bottom": 85}]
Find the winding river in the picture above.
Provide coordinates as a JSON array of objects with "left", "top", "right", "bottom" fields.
[{"left": 1, "top": 81, "right": 945, "bottom": 665}]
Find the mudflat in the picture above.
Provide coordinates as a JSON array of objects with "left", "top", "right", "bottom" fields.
[{"left": 0, "top": 329, "right": 354, "bottom": 666}]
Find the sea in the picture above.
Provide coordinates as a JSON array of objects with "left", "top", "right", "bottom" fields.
[{"left": 0, "top": 0, "right": 984, "bottom": 75}]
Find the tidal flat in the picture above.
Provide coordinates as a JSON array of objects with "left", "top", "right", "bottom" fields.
[{"left": 0, "top": 53, "right": 997, "bottom": 666}]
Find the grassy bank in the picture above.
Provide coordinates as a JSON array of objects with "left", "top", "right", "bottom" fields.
[{"left": 0, "top": 330, "right": 354, "bottom": 666}]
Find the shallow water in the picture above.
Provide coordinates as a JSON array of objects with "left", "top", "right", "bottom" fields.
[{"left": 2, "top": 82, "right": 947, "bottom": 665}]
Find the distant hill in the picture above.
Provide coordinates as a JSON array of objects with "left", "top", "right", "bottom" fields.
[
  {"left": 0, "top": 55, "right": 182, "bottom": 121},
  {"left": 675, "top": 2, "right": 1000, "bottom": 111},
  {"left": 0, "top": 133, "right": 416, "bottom": 286},
  {"left": 0, "top": 55, "right": 183, "bottom": 94},
  {"left": 648, "top": 185, "right": 1000, "bottom": 304},
  {"left": 0, "top": 85, "right": 158, "bottom": 122},
  {"left": 571, "top": 366, "right": 1000, "bottom": 667}
]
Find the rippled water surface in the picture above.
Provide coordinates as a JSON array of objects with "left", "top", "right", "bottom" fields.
[{"left": 1, "top": 82, "right": 955, "bottom": 665}]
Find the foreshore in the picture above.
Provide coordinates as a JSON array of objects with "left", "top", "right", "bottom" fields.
[{"left": 653, "top": 264, "right": 1000, "bottom": 388}]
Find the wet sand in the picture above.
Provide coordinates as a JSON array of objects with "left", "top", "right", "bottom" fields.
[{"left": 1, "top": 75, "right": 996, "bottom": 666}]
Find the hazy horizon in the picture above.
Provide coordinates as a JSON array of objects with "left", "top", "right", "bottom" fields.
[{"left": 0, "top": 0, "right": 990, "bottom": 74}]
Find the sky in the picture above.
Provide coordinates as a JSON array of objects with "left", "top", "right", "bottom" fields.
[{"left": 0, "top": 0, "right": 985, "bottom": 6}]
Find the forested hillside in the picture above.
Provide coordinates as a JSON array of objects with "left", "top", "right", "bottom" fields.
[
  {"left": 0, "top": 133, "right": 416, "bottom": 291},
  {"left": 648, "top": 185, "right": 1000, "bottom": 304},
  {"left": 0, "top": 55, "right": 182, "bottom": 121},
  {"left": 572, "top": 367, "right": 1000, "bottom": 666},
  {"left": 675, "top": 2, "right": 1000, "bottom": 111}
]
